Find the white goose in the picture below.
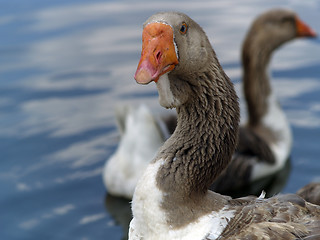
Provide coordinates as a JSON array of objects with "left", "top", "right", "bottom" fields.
[
  {"left": 103, "top": 104, "right": 173, "bottom": 199},
  {"left": 129, "top": 11, "right": 320, "bottom": 240},
  {"left": 103, "top": 9, "right": 316, "bottom": 198}
]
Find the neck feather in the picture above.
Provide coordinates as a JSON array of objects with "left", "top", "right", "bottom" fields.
[
  {"left": 242, "top": 40, "right": 273, "bottom": 127},
  {"left": 155, "top": 58, "right": 239, "bottom": 197}
]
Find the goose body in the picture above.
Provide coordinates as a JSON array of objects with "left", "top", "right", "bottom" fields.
[
  {"left": 103, "top": 104, "right": 171, "bottom": 198},
  {"left": 129, "top": 11, "right": 320, "bottom": 239},
  {"left": 104, "top": 9, "right": 316, "bottom": 198}
]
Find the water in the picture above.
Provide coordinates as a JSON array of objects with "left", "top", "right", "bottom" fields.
[{"left": 0, "top": 0, "right": 319, "bottom": 239}]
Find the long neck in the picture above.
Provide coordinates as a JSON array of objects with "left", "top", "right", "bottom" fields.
[
  {"left": 242, "top": 39, "right": 273, "bottom": 127},
  {"left": 155, "top": 58, "right": 239, "bottom": 198}
]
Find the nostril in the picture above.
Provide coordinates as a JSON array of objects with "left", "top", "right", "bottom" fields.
[{"left": 156, "top": 51, "right": 162, "bottom": 63}]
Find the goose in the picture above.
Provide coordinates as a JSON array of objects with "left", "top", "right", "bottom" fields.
[
  {"left": 103, "top": 9, "right": 316, "bottom": 199},
  {"left": 129, "top": 11, "right": 320, "bottom": 239},
  {"left": 103, "top": 104, "right": 174, "bottom": 199},
  {"left": 211, "top": 8, "right": 317, "bottom": 193}
]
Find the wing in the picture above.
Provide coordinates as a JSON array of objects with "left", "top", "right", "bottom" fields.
[
  {"left": 297, "top": 182, "right": 320, "bottom": 205},
  {"left": 236, "top": 126, "right": 275, "bottom": 164},
  {"left": 210, "top": 126, "right": 276, "bottom": 193},
  {"left": 218, "top": 194, "right": 320, "bottom": 240}
]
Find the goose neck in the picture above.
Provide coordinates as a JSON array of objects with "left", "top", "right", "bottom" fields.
[
  {"left": 242, "top": 43, "right": 273, "bottom": 127},
  {"left": 155, "top": 64, "right": 239, "bottom": 197}
]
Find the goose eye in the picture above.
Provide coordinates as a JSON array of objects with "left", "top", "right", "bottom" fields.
[
  {"left": 281, "top": 16, "right": 294, "bottom": 24},
  {"left": 179, "top": 23, "right": 188, "bottom": 34}
]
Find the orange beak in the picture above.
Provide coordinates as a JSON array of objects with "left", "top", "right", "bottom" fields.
[
  {"left": 295, "top": 17, "right": 317, "bottom": 37},
  {"left": 134, "top": 22, "right": 179, "bottom": 84}
]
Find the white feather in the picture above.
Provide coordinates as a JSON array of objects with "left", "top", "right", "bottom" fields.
[
  {"left": 251, "top": 92, "right": 292, "bottom": 180},
  {"left": 103, "top": 105, "right": 165, "bottom": 198},
  {"left": 156, "top": 73, "right": 180, "bottom": 108},
  {"left": 130, "top": 159, "right": 235, "bottom": 240}
]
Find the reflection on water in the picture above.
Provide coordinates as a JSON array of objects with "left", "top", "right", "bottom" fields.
[
  {"left": 0, "top": 0, "right": 320, "bottom": 239},
  {"left": 105, "top": 194, "right": 131, "bottom": 240}
]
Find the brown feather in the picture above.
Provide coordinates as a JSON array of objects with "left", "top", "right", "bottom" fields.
[{"left": 297, "top": 183, "right": 320, "bottom": 205}]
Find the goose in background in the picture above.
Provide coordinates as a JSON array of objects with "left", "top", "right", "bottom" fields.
[
  {"left": 212, "top": 8, "right": 316, "bottom": 193},
  {"left": 129, "top": 11, "right": 320, "bottom": 240},
  {"left": 103, "top": 9, "right": 316, "bottom": 199},
  {"left": 103, "top": 104, "right": 175, "bottom": 199}
]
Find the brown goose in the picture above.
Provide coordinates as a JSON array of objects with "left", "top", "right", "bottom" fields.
[
  {"left": 212, "top": 9, "right": 317, "bottom": 193},
  {"left": 103, "top": 9, "right": 316, "bottom": 199},
  {"left": 129, "top": 11, "right": 320, "bottom": 239}
]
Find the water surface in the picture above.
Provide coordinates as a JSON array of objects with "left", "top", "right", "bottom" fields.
[{"left": 1, "top": 0, "right": 320, "bottom": 239}]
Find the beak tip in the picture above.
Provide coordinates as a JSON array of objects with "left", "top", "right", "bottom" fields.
[
  {"left": 310, "top": 30, "right": 317, "bottom": 38},
  {"left": 296, "top": 17, "right": 317, "bottom": 38},
  {"left": 305, "top": 27, "right": 317, "bottom": 38},
  {"left": 134, "top": 68, "right": 153, "bottom": 85}
]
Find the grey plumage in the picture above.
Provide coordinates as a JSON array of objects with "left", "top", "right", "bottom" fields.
[{"left": 130, "top": 11, "right": 320, "bottom": 240}]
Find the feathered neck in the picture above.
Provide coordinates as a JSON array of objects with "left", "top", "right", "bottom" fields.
[
  {"left": 155, "top": 56, "right": 240, "bottom": 198},
  {"left": 242, "top": 37, "right": 274, "bottom": 127}
]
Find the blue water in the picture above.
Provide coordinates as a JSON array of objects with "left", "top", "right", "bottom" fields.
[{"left": 1, "top": 0, "right": 320, "bottom": 239}]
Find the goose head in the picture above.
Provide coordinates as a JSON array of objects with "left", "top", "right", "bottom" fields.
[
  {"left": 243, "top": 9, "right": 316, "bottom": 61},
  {"left": 134, "top": 12, "right": 217, "bottom": 109},
  {"left": 242, "top": 9, "right": 316, "bottom": 127}
]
